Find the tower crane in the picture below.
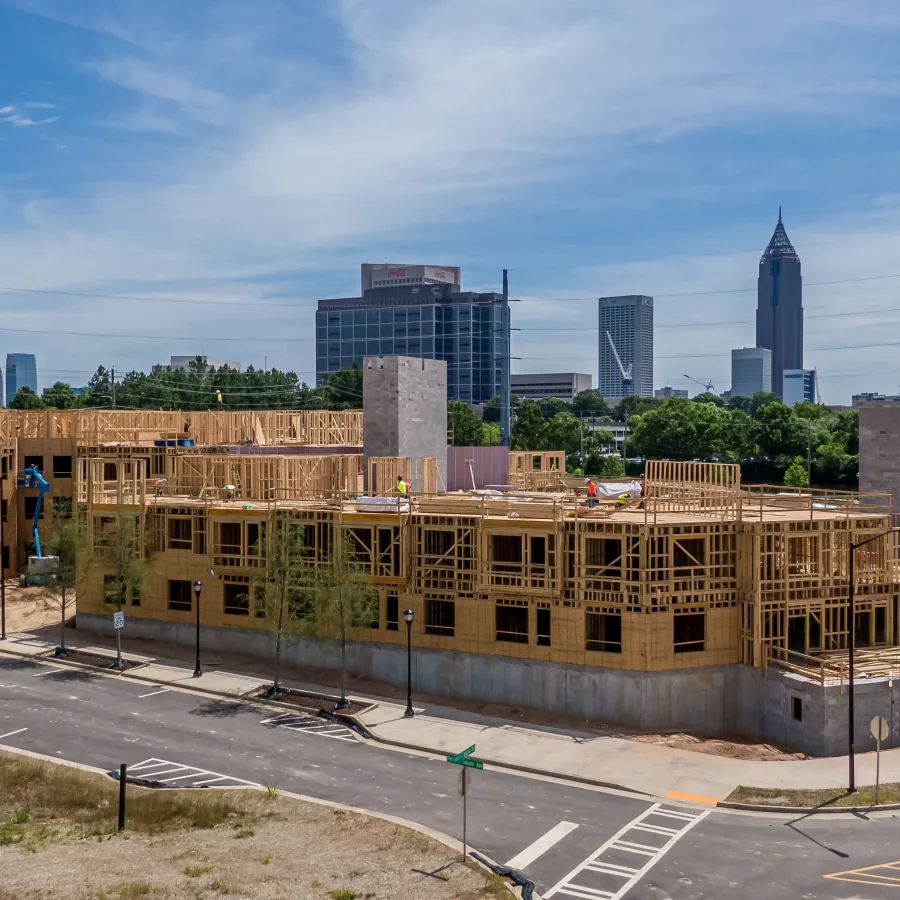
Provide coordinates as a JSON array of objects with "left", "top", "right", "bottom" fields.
[
  {"left": 606, "top": 331, "right": 634, "bottom": 395},
  {"left": 684, "top": 374, "right": 714, "bottom": 393}
]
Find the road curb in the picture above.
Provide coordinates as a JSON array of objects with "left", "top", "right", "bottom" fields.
[
  {"left": 718, "top": 798, "right": 900, "bottom": 814},
  {"left": 338, "top": 712, "right": 654, "bottom": 801}
]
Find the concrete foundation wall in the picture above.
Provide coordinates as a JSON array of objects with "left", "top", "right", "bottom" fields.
[{"left": 79, "top": 613, "right": 900, "bottom": 756}]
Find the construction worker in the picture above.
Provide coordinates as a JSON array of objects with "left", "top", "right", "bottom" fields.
[
  {"left": 585, "top": 477, "right": 598, "bottom": 509},
  {"left": 223, "top": 483, "right": 237, "bottom": 501},
  {"left": 396, "top": 475, "right": 408, "bottom": 495},
  {"left": 616, "top": 491, "right": 630, "bottom": 508},
  {"left": 154, "top": 478, "right": 168, "bottom": 497},
  {"left": 216, "top": 388, "right": 223, "bottom": 411}
]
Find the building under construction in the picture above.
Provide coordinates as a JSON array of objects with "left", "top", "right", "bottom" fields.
[{"left": 2, "top": 373, "right": 899, "bottom": 755}]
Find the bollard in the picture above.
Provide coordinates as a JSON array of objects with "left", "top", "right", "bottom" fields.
[{"left": 118, "top": 763, "right": 127, "bottom": 831}]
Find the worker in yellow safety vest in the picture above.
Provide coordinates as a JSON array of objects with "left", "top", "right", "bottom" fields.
[
  {"left": 616, "top": 491, "right": 630, "bottom": 507},
  {"left": 396, "top": 475, "right": 408, "bottom": 494},
  {"left": 216, "top": 389, "right": 223, "bottom": 411}
]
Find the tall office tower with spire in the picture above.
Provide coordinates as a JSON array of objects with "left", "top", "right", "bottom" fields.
[{"left": 756, "top": 209, "right": 802, "bottom": 398}]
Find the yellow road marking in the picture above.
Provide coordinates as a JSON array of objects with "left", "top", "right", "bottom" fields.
[
  {"left": 665, "top": 790, "right": 719, "bottom": 806},
  {"left": 825, "top": 860, "right": 900, "bottom": 888}
]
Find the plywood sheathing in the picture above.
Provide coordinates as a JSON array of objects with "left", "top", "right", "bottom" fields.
[{"left": 65, "top": 453, "right": 900, "bottom": 675}]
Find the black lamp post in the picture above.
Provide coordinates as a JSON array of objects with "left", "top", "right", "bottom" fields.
[
  {"left": 193, "top": 580, "right": 202, "bottom": 678},
  {"left": 0, "top": 469, "right": 6, "bottom": 642},
  {"left": 404, "top": 608, "right": 414, "bottom": 718},
  {"left": 847, "top": 527, "right": 899, "bottom": 793}
]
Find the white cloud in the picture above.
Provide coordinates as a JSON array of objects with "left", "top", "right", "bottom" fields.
[
  {"left": 0, "top": 105, "right": 13, "bottom": 114},
  {"left": 2, "top": 0, "right": 900, "bottom": 399}
]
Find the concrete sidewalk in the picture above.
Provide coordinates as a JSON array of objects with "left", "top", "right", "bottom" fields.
[
  {"left": 358, "top": 703, "right": 900, "bottom": 803},
  {"left": 3, "top": 629, "right": 898, "bottom": 804}
]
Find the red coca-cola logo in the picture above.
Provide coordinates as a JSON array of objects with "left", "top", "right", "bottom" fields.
[
  {"left": 387, "top": 268, "right": 407, "bottom": 277},
  {"left": 432, "top": 270, "right": 446, "bottom": 280}
]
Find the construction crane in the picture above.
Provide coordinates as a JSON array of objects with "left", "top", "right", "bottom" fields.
[
  {"left": 684, "top": 374, "right": 714, "bottom": 393},
  {"left": 606, "top": 331, "right": 634, "bottom": 395},
  {"left": 18, "top": 464, "right": 59, "bottom": 586}
]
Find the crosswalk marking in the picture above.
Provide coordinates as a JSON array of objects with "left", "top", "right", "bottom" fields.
[
  {"left": 124, "top": 757, "right": 257, "bottom": 789},
  {"left": 260, "top": 713, "right": 357, "bottom": 742},
  {"left": 506, "top": 821, "right": 580, "bottom": 871},
  {"left": 545, "top": 803, "right": 710, "bottom": 900}
]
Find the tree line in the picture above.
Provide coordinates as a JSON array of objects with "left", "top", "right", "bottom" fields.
[
  {"left": 474, "top": 389, "right": 857, "bottom": 487},
  {"left": 5, "top": 359, "right": 365, "bottom": 411}
]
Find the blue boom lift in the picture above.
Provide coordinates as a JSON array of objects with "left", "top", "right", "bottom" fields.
[{"left": 18, "top": 465, "right": 59, "bottom": 586}]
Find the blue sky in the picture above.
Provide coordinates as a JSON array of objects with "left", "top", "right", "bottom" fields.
[{"left": 2, "top": 0, "right": 900, "bottom": 403}]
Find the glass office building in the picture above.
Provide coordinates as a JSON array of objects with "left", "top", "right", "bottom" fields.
[
  {"left": 316, "top": 284, "right": 505, "bottom": 403},
  {"left": 5, "top": 353, "right": 38, "bottom": 406}
]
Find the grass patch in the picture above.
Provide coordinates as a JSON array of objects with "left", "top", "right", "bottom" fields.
[
  {"left": 212, "top": 879, "right": 241, "bottom": 894},
  {"left": 184, "top": 864, "right": 212, "bottom": 877},
  {"left": 329, "top": 891, "right": 359, "bottom": 900},
  {"left": 726, "top": 781, "right": 900, "bottom": 808},
  {"left": 0, "top": 752, "right": 262, "bottom": 843},
  {"left": 98, "top": 883, "right": 153, "bottom": 899}
]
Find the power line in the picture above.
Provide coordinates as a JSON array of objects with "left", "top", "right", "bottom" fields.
[{"left": 2, "top": 270, "right": 900, "bottom": 310}]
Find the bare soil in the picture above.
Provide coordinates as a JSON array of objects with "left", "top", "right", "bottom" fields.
[
  {"left": 632, "top": 732, "right": 808, "bottom": 761},
  {"left": 0, "top": 751, "right": 510, "bottom": 900},
  {"left": 0, "top": 579, "right": 64, "bottom": 634}
]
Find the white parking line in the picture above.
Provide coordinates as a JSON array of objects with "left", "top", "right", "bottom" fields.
[
  {"left": 0, "top": 728, "right": 27, "bottom": 740},
  {"left": 506, "top": 821, "right": 580, "bottom": 871},
  {"left": 545, "top": 804, "right": 710, "bottom": 900},
  {"left": 32, "top": 668, "right": 66, "bottom": 677},
  {"left": 261, "top": 713, "right": 357, "bottom": 742},
  {"left": 125, "top": 757, "right": 258, "bottom": 788},
  {"left": 138, "top": 688, "right": 171, "bottom": 698}
]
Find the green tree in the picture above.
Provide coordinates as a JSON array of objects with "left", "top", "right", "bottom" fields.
[
  {"left": 482, "top": 393, "right": 520, "bottom": 423},
  {"left": 692, "top": 392, "right": 725, "bottom": 407},
  {"left": 511, "top": 400, "right": 546, "bottom": 450},
  {"left": 308, "top": 535, "right": 379, "bottom": 708},
  {"left": 320, "top": 364, "right": 363, "bottom": 409},
  {"left": 256, "top": 514, "right": 318, "bottom": 697},
  {"left": 783, "top": 456, "right": 809, "bottom": 488},
  {"left": 612, "top": 395, "right": 661, "bottom": 422},
  {"left": 572, "top": 389, "right": 612, "bottom": 418},
  {"left": 629, "top": 398, "right": 727, "bottom": 461},
  {"left": 585, "top": 454, "right": 625, "bottom": 477},
  {"left": 749, "top": 391, "right": 780, "bottom": 417},
  {"left": 42, "top": 381, "right": 77, "bottom": 410},
  {"left": 41, "top": 517, "right": 90, "bottom": 657},
  {"left": 9, "top": 386, "right": 45, "bottom": 409},
  {"left": 448, "top": 401, "right": 486, "bottom": 446},
  {"left": 98, "top": 511, "right": 148, "bottom": 668},
  {"left": 543, "top": 411, "right": 597, "bottom": 471}
]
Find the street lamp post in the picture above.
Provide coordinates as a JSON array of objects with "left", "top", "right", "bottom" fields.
[
  {"left": 847, "top": 526, "right": 900, "bottom": 793},
  {"left": 193, "top": 580, "right": 202, "bottom": 678},
  {"left": 404, "top": 608, "right": 414, "bottom": 718},
  {"left": 0, "top": 470, "right": 6, "bottom": 641}
]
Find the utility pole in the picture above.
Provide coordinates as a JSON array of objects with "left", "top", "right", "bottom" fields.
[
  {"left": 111, "top": 367, "right": 116, "bottom": 409},
  {"left": 499, "top": 269, "right": 511, "bottom": 447}
]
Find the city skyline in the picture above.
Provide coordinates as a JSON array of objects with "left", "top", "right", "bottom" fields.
[{"left": 3, "top": 2, "right": 900, "bottom": 403}]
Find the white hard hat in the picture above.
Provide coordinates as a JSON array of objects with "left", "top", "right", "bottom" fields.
[{"left": 584, "top": 477, "right": 591, "bottom": 483}]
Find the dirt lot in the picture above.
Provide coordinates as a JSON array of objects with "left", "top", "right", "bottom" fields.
[
  {"left": 1, "top": 579, "right": 63, "bottom": 635},
  {"left": 632, "top": 732, "right": 807, "bottom": 761},
  {"left": 0, "top": 752, "right": 509, "bottom": 900}
]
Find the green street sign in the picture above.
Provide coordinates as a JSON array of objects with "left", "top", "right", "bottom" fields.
[
  {"left": 446, "top": 744, "right": 477, "bottom": 766},
  {"left": 462, "top": 758, "right": 483, "bottom": 770}
]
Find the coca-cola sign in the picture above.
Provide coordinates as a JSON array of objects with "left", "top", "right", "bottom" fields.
[
  {"left": 387, "top": 268, "right": 407, "bottom": 277},
  {"left": 432, "top": 270, "right": 447, "bottom": 280}
]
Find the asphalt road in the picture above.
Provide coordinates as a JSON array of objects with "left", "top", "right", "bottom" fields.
[{"left": 1, "top": 655, "right": 899, "bottom": 899}]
